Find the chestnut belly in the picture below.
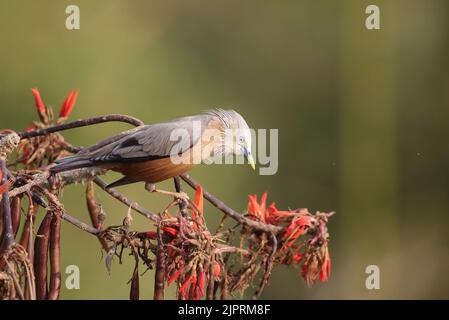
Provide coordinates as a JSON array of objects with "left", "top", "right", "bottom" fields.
[{"left": 111, "top": 157, "right": 195, "bottom": 184}]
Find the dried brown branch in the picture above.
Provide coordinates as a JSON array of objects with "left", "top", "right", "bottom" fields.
[
  {"left": 8, "top": 167, "right": 107, "bottom": 198},
  {"left": 93, "top": 177, "right": 160, "bottom": 222},
  {"left": 18, "top": 114, "right": 144, "bottom": 140},
  {"left": 1, "top": 159, "right": 15, "bottom": 251},
  {"left": 153, "top": 224, "right": 165, "bottom": 300},
  {"left": 173, "top": 176, "right": 188, "bottom": 218},
  {"left": 47, "top": 214, "right": 61, "bottom": 300}
]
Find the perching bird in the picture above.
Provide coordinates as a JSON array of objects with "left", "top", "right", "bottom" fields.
[{"left": 51, "top": 109, "right": 255, "bottom": 192}]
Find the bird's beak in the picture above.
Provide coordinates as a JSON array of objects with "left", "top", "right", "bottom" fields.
[{"left": 247, "top": 153, "right": 256, "bottom": 170}]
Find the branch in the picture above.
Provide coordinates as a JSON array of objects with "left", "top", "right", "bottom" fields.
[
  {"left": 18, "top": 114, "right": 144, "bottom": 139},
  {"left": 153, "top": 223, "right": 165, "bottom": 300},
  {"left": 8, "top": 167, "right": 106, "bottom": 198},
  {"left": 93, "top": 177, "right": 160, "bottom": 222},
  {"left": 1, "top": 158, "right": 15, "bottom": 251},
  {"left": 173, "top": 176, "right": 188, "bottom": 218},
  {"left": 181, "top": 174, "right": 282, "bottom": 234}
]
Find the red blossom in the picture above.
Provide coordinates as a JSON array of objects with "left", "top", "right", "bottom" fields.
[
  {"left": 178, "top": 275, "right": 192, "bottom": 299},
  {"left": 167, "top": 261, "right": 184, "bottom": 286},
  {"left": 161, "top": 226, "right": 179, "bottom": 237},
  {"left": 0, "top": 178, "right": 12, "bottom": 195},
  {"left": 194, "top": 184, "right": 204, "bottom": 215},
  {"left": 31, "top": 88, "right": 45, "bottom": 115},
  {"left": 213, "top": 262, "right": 221, "bottom": 280},
  {"left": 283, "top": 215, "right": 313, "bottom": 242},
  {"left": 197, "top": 271, "right": 206, "bottom": 299},
  {"left": 59, "top": 89, "right": 78, "bottom": 118},
  {"left": 145, "top": 231, "right": 157, "bottom": 239},
  {"left": 192, "top": 184, "right": 204, "bottom": 231},
  {"left": 248, "top": 192, "right": 268, "bottom": 222},
  {"left": 189, "top": 273, "right": 197, "bottom": 299}
]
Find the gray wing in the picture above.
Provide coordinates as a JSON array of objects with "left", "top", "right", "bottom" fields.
[{"left": 89, "top": 114, "right": 211, "bottom": 163}]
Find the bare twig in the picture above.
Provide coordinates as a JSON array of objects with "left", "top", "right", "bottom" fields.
[
  {"left": 18, "top": 114, "right": 144, "bottom": 139},
  {"left": 1, "top": 158, "right": 14, "bottom": 251},
  {"left": 93, "top": 177, "right": 160, "bottom": 222},
  {"left": 153, "top": 224, "right": 165, "bottom": 300},
  {"left": 174, "top": 176, "right": 188, "bottom": 218},
  {"left": 60, "top": 212, "right": 100, "bottom": 235},
  {"left": 8, "top": 167, "right": 106, "bottom": 198},
  {"left": 42, "top": 188, "right": 101, "bottom": 235}
]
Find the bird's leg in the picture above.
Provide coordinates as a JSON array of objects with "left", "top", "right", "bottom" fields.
[{"left": 145, "top": 182, "right": 190, "bottom": 203}]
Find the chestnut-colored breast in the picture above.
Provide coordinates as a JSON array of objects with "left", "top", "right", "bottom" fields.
[{"left": 109, "top": 129, "right": 220, "bottom": 183}]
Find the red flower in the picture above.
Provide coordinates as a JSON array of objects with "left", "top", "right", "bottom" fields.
[
  {"left": 167, "top": 261, "right": 184, "bottom": 286},
  {"left": 161, "top": 226, "right": 179, "bottom": 237},
  {"left": 145, "top": 231, "right": 157, "bottom": 239},
  {"left": 59, "top": 89, "right": 78, "bottom": 118},
  {"left": 213, "top": 262, "right": 221, "bottom": 280},
  {"left": 178, "top": 275, "right": 192, "bottom": 299},
  {"left": 192, "top": 184, "right": 204, "bottom": 231},
  {"left": 194, "top": 184, "right": 204, "bottom": 214},
  {"left": 197, "top": 271, "right": 206, "bottom": 298},
  {"left": 319, "top": 248, "right": 331, "bottom": 283},
  {"left": 248, "top": 192, "right": 268, "bottom": 222},
  {"left": 31, "top": 88, "right": 46, "bottom": 116},
  {"left": 292, "top": 253, "right": 302, "bottom": 263},
  {"left": 0, "top": 173, "right": 12, "bottom": 195},
  {"left": 189, "top": 273, "right": 197, "bottom": 299},
  {"left": 266, "top": 203, "right": 296, "bottom": 225}
]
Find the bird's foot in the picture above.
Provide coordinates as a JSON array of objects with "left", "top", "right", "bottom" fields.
[{"left": 145, "top": 183, "right": 190, "bottom": 203}]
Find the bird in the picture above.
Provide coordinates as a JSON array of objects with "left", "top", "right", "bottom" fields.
[{"left": 51, "top": 109, "right": 255, "bottom": 196}]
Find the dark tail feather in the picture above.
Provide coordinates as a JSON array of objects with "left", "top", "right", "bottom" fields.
[
  {"left": 106, "top": 176, "right": 138, "bottom": 188},
  {"left": 51, "top": 156, "right": 95, "bottom": 173}
]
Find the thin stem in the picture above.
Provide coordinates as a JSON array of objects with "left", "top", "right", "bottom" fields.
[
  {"left": 0, "top": 158, "right": 14, "bottom": 250},
  {"left": 9, "top": 167, "right": 106, "bottom": 198},
  {"left": 42, "top": 189, "right": 101, "bottom": 235},
  {"left": 93, "top": 177, "right": 160, "bottom": 222},
  {"left": 60, "top": 212, "right": 100, "bottom": 235},
  {"left": 153, "top": 224, "right": 165, "bottom": 300},
  {"left": 18, "top": 114, "right": 144, "bottom": 139},
  {"left": 173, "top": 176, "right": 188, "bottom": 218}
]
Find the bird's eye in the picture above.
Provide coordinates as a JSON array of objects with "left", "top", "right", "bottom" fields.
[{"left": 239, "top": 136, "right": 244, "bottom": 143}]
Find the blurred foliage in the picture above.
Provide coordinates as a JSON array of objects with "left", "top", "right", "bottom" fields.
[{"left": 1, "top": 0, "right": 449, "bottom": 299}]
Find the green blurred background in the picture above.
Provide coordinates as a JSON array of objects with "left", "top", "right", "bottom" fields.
[{"left": 1, "top": 0, "right": 449, "bottom": 299}]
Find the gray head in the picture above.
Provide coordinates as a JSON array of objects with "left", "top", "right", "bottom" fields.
[{"left": 206, "top": 109, "right": 255, "bottom": 169}]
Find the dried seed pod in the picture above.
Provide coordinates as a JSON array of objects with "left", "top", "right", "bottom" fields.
[
  {"left": 85, "top": 182, "right": 108, "bottom": 251},
  {"left": 10, "top": 196, "right": 22, "bottom": 238},
  {"left": 34, "top": 212, "right": 52, "bottom": 300},
  {"left": 129, "top": 261, "right": 139, "bottom": 300},
  {"left": 19, "top": 203, "right": 38, "bottom": 254},
  {"left": 47, "top": 215, "right": 61, "bottom": 300}
]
